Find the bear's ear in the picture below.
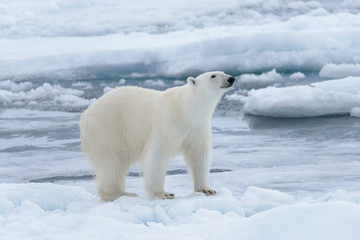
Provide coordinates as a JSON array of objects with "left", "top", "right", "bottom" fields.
[{"left": 187, "top": 77, "right": 196, "bottom": 87}]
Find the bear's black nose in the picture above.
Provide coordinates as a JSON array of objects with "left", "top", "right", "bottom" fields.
[{"left": 227, "top": 77, "right": 235, "bottom": 85}]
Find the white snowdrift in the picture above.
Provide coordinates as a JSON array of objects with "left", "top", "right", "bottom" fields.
[
  {"left": 244, "top": 77, "right": 360, "bottom": 118},
  {"left": 1, "top": 183, "right": 360, "bottom": 240}
]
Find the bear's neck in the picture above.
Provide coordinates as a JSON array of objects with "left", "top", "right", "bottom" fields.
[{"left": 181, "top": 85, "right": 223, "bottom": 122}]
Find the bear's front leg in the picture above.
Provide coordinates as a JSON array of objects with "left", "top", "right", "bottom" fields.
[
  {"left": 182, "top": 131, "right": 216, "bottom": 196},
  {"left": 143, "top": 147, "right": 175, "bottom": 200}
]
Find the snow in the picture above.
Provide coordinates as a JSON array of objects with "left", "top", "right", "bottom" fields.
[
  {"left": 71, "top": 82, "right": 93, "bottom": 89},
  {"left": 289, "top": 71, "right": 306, "bottom": 80},
  {"left": 118, "top": 78, "right": 126, "bottom": 85},
  {"left": 2, "top": 0, "right": 355, "bottom": 39},
  {"left": 0, "top": 80, "right": 33, "bottom": 92},
  {"left": 144, "top": 79, "right": 167, "bottom": 88},
  {"left": 350, "top": 107, "right": 360, "bottom": 117},
  {"left": 319, "top": 63, "right": 360, "bottom": 78},
  {"left": 239, "top": 187, "right": 295, "bottom": 215},
  {"left": 224, "top": 201, "right": 360, "bottom": 240},
  {"left": 239, "top": 69, "right": 282, "bottom": 84},
  {"left": 224, "top": 93, "right": 248, "bottom": 104},
  {"left": 1, "top": 183, "right": 360, "bottom": 240},
  {"left": 173, "top": 80, "right": 185, "bottom": 86},
  {"left": 0, "top": 81, "right": 94, "bottom": 111},
  {"left": 312, "top": 76, "right": 360, "bottom": 94},
  {"left": 103, "top": 87, "right": 115, "bottom": 94},
  {"left": 1, "top": 0, "right": 360, "bottom": 79},
  {"left": 243, "top": 76, "right": 360, "bottom": 118}
]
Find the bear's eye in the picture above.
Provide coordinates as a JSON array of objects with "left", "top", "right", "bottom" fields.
[{"left": 211, "top": 75, "right": 216, "bottom": 78}]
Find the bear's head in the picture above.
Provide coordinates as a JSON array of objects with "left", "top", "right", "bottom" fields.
[{"left": 187, "top": 71, "right": 235, "bottom": 94}]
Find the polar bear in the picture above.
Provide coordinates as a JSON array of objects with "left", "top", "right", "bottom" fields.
[{"left": 80, "top": 71, "right": 235, "bottom": 201}]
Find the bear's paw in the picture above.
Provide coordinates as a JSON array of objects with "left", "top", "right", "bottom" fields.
[
  {"left": 152, "top": 192, "right": 175, "bottom": 200},
  {"left": 163, "top": 192, "right": 175, "bottom": 199},
  {"left": 199, "top": 189, "right": 217, "bottom": 196},
  {"left": 122, "top": 192, "right": 139, "bottom": 198}
]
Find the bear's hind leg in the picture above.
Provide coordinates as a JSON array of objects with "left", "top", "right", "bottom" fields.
[
  {"left": 96, "top": 174, "right": 122, "bottom": 201},
  {"left": 94, "top": 156, "right": 138, "bottom": 201}
]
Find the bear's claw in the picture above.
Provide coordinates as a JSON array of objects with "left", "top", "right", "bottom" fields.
[
  {"left": 151, "top": 192, "right": 175, "bottom": 200},
  {"left": 200, "top": 189, "right": 217, "bottom": 196},
  {"left": 163, "top": 192, "right": 175, "bottom": 199}
]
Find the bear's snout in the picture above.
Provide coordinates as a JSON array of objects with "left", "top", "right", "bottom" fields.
[{"left": 227, "top": 77, "right": 235, "bottom": 85}]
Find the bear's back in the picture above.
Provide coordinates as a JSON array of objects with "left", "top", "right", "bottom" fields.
[{"left": 80, "top": 86, "right": 161, "bottom": 161}]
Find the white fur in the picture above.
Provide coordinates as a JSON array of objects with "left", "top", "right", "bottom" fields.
[{"left": 80, "top": 71, "right": 234, "bottom": 200}]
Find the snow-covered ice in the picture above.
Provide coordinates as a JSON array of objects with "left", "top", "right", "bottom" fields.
[
  {"left": 243, "top": 76, "right": 360, "bottom": 118},
  {"left": 1, "top": 184, "right": 360, "bottom": 240},
  {"left": 1, "top": 0, "right": 360, "bottom": 79}
]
